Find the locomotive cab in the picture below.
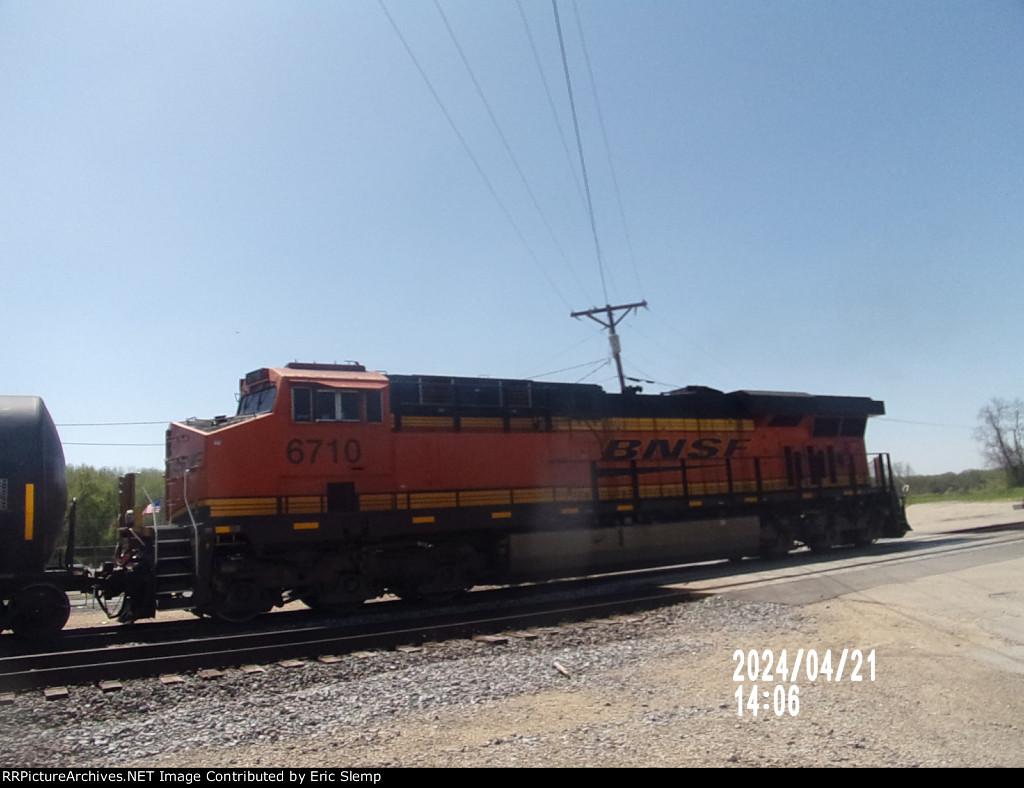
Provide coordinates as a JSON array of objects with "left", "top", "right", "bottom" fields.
[{"left": 161, "top": 363, "right": 393, "bottom": 620}]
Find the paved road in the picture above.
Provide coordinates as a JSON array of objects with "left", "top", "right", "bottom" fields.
[{"left": 676, "top": 504, "right": 1024, "bottom": 677}]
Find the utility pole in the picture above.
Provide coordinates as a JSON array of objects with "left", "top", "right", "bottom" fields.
[{"left": 571, "top": 300, "right": 648, "bottom": 394}]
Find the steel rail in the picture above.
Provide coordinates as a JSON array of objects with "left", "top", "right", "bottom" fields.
[
  {"left": 0, "top": 587, "right": 688, "bottom": 692},
  {"left": 9, "top": 524, "right": 1016, "bottom": 693}
]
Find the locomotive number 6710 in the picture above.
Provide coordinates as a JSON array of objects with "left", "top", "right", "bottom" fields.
[{"left": 286, "top": 438, "right": 362, "bottom": 465}]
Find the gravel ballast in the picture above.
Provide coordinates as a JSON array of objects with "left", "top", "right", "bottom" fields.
[
  {"left": 3, "top": 502, "right": 1023, "bottom": 768},
  {"left": 3, "top": 587, "right": 1021, "bottom": 768}
]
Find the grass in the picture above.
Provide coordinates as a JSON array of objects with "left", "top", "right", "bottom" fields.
[
  {"left": 905, "top": 486, "right": 1024, "bottom": 506},
  {"left": 897, "top": 467, "right": 1024, "bottom": 506}
]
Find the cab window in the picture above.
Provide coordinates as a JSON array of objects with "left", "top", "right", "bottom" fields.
[
  {"left": 365, "top": 390, "right": 383, "bottom": 423},
  {"left": 293, "top": 387, "right": 382, "bottom": 423},
  {"left": 238, "top": 386, "right": 276, "bottom": 416}
]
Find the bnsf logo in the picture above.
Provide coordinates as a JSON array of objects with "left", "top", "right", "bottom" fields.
[{"left": 602, "top": 438, "right": 751, "bottom": 462}]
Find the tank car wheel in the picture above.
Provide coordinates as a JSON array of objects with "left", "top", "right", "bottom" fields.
[{"left": 9, "top": 583, "right": 70, "bottom": 639}]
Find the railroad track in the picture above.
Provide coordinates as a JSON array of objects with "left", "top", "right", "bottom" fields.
[
  {"left": 0, "top": 584, "right": 695, "bottom": 692},
  {"left": 7, "top": 522, "right": 1019, "bottom": 694}
]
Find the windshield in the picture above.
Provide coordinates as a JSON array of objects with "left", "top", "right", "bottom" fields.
[{"left": 237, "top": 385, "right": 277, "bottom": 416}]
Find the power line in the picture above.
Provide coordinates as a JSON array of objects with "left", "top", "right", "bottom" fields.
[
  {"left": 574, "top": 358, "right": 611, "bottom": 384},
  {"left": 571, "top": 0, "right": 644, "bottom": 301},
  {"left": 433, "top": 0, "right": 593, "bottom": 303},
  {"left": 378, "top": 0, "right": 574, "bottom": 310},
  {"left": 552, "top": 0, "right": 609, "bottom": 305},
  {"left": 521, "top": 332, "right": 603, "bottom": 380},
  {"left": 529, "top": 357, "right": 608, "bottom": 380},
  {"left": 63, "top": 442, "right": 164, "bottom": 447},
  {"left": 553, "top": 0, "right": 647, "bottom": 394},
  {"left": 57, "top": 421, "right": 166, "bottom": 427},
  {"left": 516, "top": 0, "right": 588, "bottom": 211},
  {"left": 876, "top": 418, "right": 974, "bottom": 431}
]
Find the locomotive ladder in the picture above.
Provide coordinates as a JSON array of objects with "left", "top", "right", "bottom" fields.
[{"left": 150, "top": 523, "right": 196, "bottom": 604}]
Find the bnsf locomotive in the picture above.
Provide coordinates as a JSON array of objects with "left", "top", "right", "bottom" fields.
[
  {"left": 1, "top": 363, "right": 909, "bottom": 633},
  {"left": 149, "top": 362, "right": 908, "bottom": 621}
]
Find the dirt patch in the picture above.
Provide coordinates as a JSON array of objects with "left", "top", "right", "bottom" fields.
[{"left": 906, "top": 500, "right": 1023, "bottom": 533}]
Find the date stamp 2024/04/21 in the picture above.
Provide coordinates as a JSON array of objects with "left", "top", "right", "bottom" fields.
[{"left": 732, "top": 648, "right": 876, "bottom": 718}]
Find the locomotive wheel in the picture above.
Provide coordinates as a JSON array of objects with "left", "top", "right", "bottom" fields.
[
  {"left": 214, "top": 608, "right": 262, "bottom": 624},
  {"left": 299, "top": 574, "right": 372, "bottom": 614},
  {"left": 805, "top": 529, "right": 837, "bottom": 553},
  {"left": 759, "top": 519, "right": 794, "bottom": 560},
  {"left": 211, "top": 580, "right": 271, "bottom": 623},
  {"left": 852, "top": 522, "right": 880, "bottom": 547},
  {"left": 395, "top": 587, "right": 468, "bottom": 604},
  {"left": 9, "top": 583, "right": 70, "bottom": 639},
  {"left": 804, "top": 514, "right": 839, "bottom": 553},
  {"left": 392, "top": 545, "right": 480, "bottom": 603},
  {"left": 422, "top": 590, "right": 468, "bottom": 603},
  {"left": 300, "top": 595, "right": 364, "bottom": 615}
]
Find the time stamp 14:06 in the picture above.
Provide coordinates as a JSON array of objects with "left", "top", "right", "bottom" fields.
[{"left": 733, "top": 648, "right": 877, "bottom": 717}]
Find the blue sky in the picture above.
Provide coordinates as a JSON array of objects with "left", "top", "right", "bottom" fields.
[{"left": 2, "top": 0, "right": 1021, "bottom": 475}]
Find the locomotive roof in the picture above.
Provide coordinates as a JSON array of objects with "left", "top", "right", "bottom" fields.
[
  {"left": 259, "top": 365, "right": 388, "bottom": 387},
  {"left": 243, "top": 365, "right": 884, "bottom": 420},
  {"left": 729, "top": 390, "right": 885, "bottom": 417},
  {"left": 382, "top": 372, "right": 884, "bottom": 420}
]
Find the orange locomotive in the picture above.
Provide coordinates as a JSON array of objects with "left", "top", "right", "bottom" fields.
[{"left": 142, "top": 362, "right": 908, "bottom": 621}]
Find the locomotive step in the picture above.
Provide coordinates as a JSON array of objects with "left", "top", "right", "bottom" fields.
[
  {"left": 155, "top": 574, "right": 194, "bottom": 592},
  {"left": 156, "top": 582, "right": 193, "bottom": 593},
  {"left": 155, "top": 555, "right": 192, "bottom": 563}
]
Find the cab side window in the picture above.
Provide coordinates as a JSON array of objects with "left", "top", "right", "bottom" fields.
[
  {"left": 293, "top": 388, "right": 313, "bottom": 422},
  {"left": 315, "top": 390, "right": 339, "bottom": 421},
  {"left": 365, "top": 390, "right": 383, "bottom": 423},
  {"left": 293, "top": 387, "right": 382, "bottom": 423}
]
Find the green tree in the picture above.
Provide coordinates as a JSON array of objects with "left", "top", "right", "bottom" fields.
[
  {"left": 66, "top": 465, "right": 119, "bottom": 546},
  {"left": 65, "top": 466, "right": 166, "bottom": 547}
]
